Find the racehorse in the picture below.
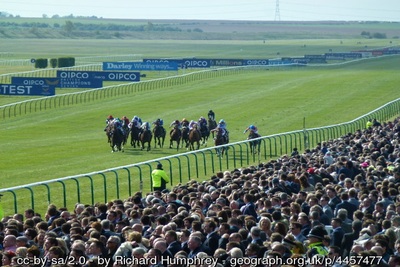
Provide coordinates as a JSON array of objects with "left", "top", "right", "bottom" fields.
[
  {"left": 214, "top": 127, "right": 229, "bottom": 157},
  {"left": 188, "top": 127, "right": 201, "bottom": 150},
  {"left": 248, "top": 131, "right": 261, "bottom": 154},
  {"left": 139, "top": 129, "right": 152, "bottom": 151},
  {"left": 169, "top": 126, "right": 181, "bottom": 151},
  {"left": 208, "top": 119, "right": 217, "bottom": 138},
  {"left": 181, "top": 126, "right": 189, "bottom": 148},
  {"left": 199, "top": 122, "right": 210, "bottom": 146},
  {"left": 106, "top": 123, "right": 124, "bottom": 152},
  {"left": 130, "top": 126, "right": 140, "bottom": 148},
  {"left": 153, "top": 124, "right": 166, "bottom": 148}
]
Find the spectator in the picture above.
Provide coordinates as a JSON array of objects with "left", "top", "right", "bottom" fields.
[
  {"left": 3, "top": 234, "right": 17, "bottom": 252},
  {"left": 164, "top": 230, "right": 181, "bottom": 256},
  {"left": 341, "top": 220, "right": 362, "bottom": 258},
  {"left": 330, "top": 218, "right": 344, "bottom": 251},
  {"left": 202, "top": 220, "right": 220, "bottom": 255},
  {"left": 306, "top": 226, "right": 328, "bottom": 259},
  {"left": 297, "top": 213, "right": 311, "bottom": 237},
  {"left": 334, "top": 192, "right": 357, "bottom": 220},
  {"left": 187, "top": 235, "right": 203, "bottom": 258},
  {"left": 151, "top": 163, "right": 169, "bottom": 192},
  {"left": 240, "top": 194, "right": 257, "bottom": 220},
  {"left": 105, "top": 235, "right": 120, "bottom": 265},
  {"left": 326, "top": 187, "right": 341, "bottom": 211}
]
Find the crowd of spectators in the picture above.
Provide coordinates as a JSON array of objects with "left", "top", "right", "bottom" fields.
[{"left": 1, "top": 117, "right": 400, "bottom": 267}]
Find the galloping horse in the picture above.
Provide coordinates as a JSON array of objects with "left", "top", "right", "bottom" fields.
[
  {"left": 199, "top": 122, "right": 210, "bottom": 146},
  {"left": 248, "top": 131, "right": 261, "bottom": 154},
  {"left": 188, "top": 127, "right": 201, "bottom": 150},
  {"left": 208, "top": 119, "right": 217, "bottom": 138},
  {"left": 181, "top": 126, "right": 189, "bottom": 148},
  {"left": 106, "top": 123, "right": 124, "bottom": 152},
  {"left": 169, "top": 126, "right": 181, "bottom": 150},
  {"left": 130, "top": 126, "right": 141, "bottom": 148},
  {"left": 153, "top": 124, "right": 166, "bottom": 148},
  {"left": 214, "top": 127, "right": 229, "bottom": 157},
  {"left": 139, "top": 129, "right": 152, "bottom": 151}
]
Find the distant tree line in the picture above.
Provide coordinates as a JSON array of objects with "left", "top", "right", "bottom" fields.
[{"left": 0, "top": 21, "right": 184, "bottom": 32}]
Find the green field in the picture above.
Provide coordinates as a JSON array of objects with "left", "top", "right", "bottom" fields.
[
  {"left": 0, "top": 20, "right": 400, "bottom": 215},
  {"left": 1, "top": 55, "right": 399, "bottom": 185}
]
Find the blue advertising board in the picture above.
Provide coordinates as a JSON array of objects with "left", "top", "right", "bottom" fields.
[
  {"left": 211, "top": 59, "right": 243, "bottom": 66},
  {"left": 56, "top": 71, "right": 102, "bottom": 88},
  {"left": 92, "top": 71, "right": 140, "bottom": 81},
  {"left": 0, "top": 84, "right": 55, "bottom": 96},
  {"left": 10, "top": 77, "right": 58, "bottom": 95},
  {"left": 56, "top": 71, "right": 140, "bottom": 82},
  {"left": 103, "top": 62, "right": 178, "bottom": 71},
  {"left": 181, "top": 59, "right": 212, "bottom": 68},
  {"left": 242, "top": 59, "right": 269, "bottom": 66}
]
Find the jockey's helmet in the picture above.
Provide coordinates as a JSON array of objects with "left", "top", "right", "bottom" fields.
[
  {"left": 219, "top": 119, "right": 225, "bottom": 124},
  {"left": 250, "top": 125, "right": 255, "bottom": 130},
  {"left": 108, "top": 115, "right": 113, "bottom": 120},
  {"left": 133, "top": 116, "right": 138, "bottom": 120},
  {"left": 175, "top": 120, "right": 180, "bottom": 124}
]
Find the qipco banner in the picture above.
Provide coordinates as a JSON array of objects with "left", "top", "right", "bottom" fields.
[
  {"left": 90, "top": 71, "right": 140, "bottom": 82},
  {"left": 57, "top": 70, "right": 140, "bottom": 82},
  {"left": 181, "top": 59, "right": 212, "bottom": 68},
  {"left": 8, "top": 77, "right": 58, "bottom": 96}
]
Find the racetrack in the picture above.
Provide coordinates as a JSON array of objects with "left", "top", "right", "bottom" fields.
[{"left": 0, "top": 56, "right": 399, "bottom": 189}]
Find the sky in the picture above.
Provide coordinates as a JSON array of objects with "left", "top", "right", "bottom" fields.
[{"left": 1, "top": 0, "right": 399, "bottom": 21}]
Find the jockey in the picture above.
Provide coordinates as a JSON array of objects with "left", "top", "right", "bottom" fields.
[
  {"left": 113, "top": 118, "right": 122, "bottom": 127},
  {"left": 170, "top": 119, "right": 181, "bottom": 129},
  {"left": 217, "top": 119, "right": 227, "bottom": 130},
  {"left": 243, "top": 125, "right": 258, "bottom": 134},
  {"left": 129, "top": 116, "right": 142, "bottom": 129},
  {"left": 140, "top": 122, "right": 151, "bottom": 131},
  {"left": 121, "top": 116, "right": 130, "bottom": 128},
  {"left": 106, "top": 115, "right": 114, "bottom": 125},
  {"left": 181, "top": 118, "right": 189, "bottom": 127},
  {"left": 212, "top": 119, "right": 228, "bottom": 141},
  {"left": 189, "top": 120, "right": 198, "bottom": 131},
  {"left": 153, "top": 118, "right": 164, "bottom": 127},
  {"left": 198, "top": 116, "right": 207, "bottom": 128},
  {"left": 104, "top": 115, "right": 114, "bottom": 131},
  {"left": 208, "top": 110, "right": 215, "bottom": 121},
  {"left": 113, "top": 118, "right": 125, "bottom": 135}
]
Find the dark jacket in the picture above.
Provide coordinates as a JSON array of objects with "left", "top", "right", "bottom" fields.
[
  {"left": 242, "top": 202, "right": 258, "bottom": 220},
  {"left": 167, "top": 240, "right": 182, "bottom": 257},
  {"left": 203, "top": 231, "right": 220, "bottom": 256}
]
